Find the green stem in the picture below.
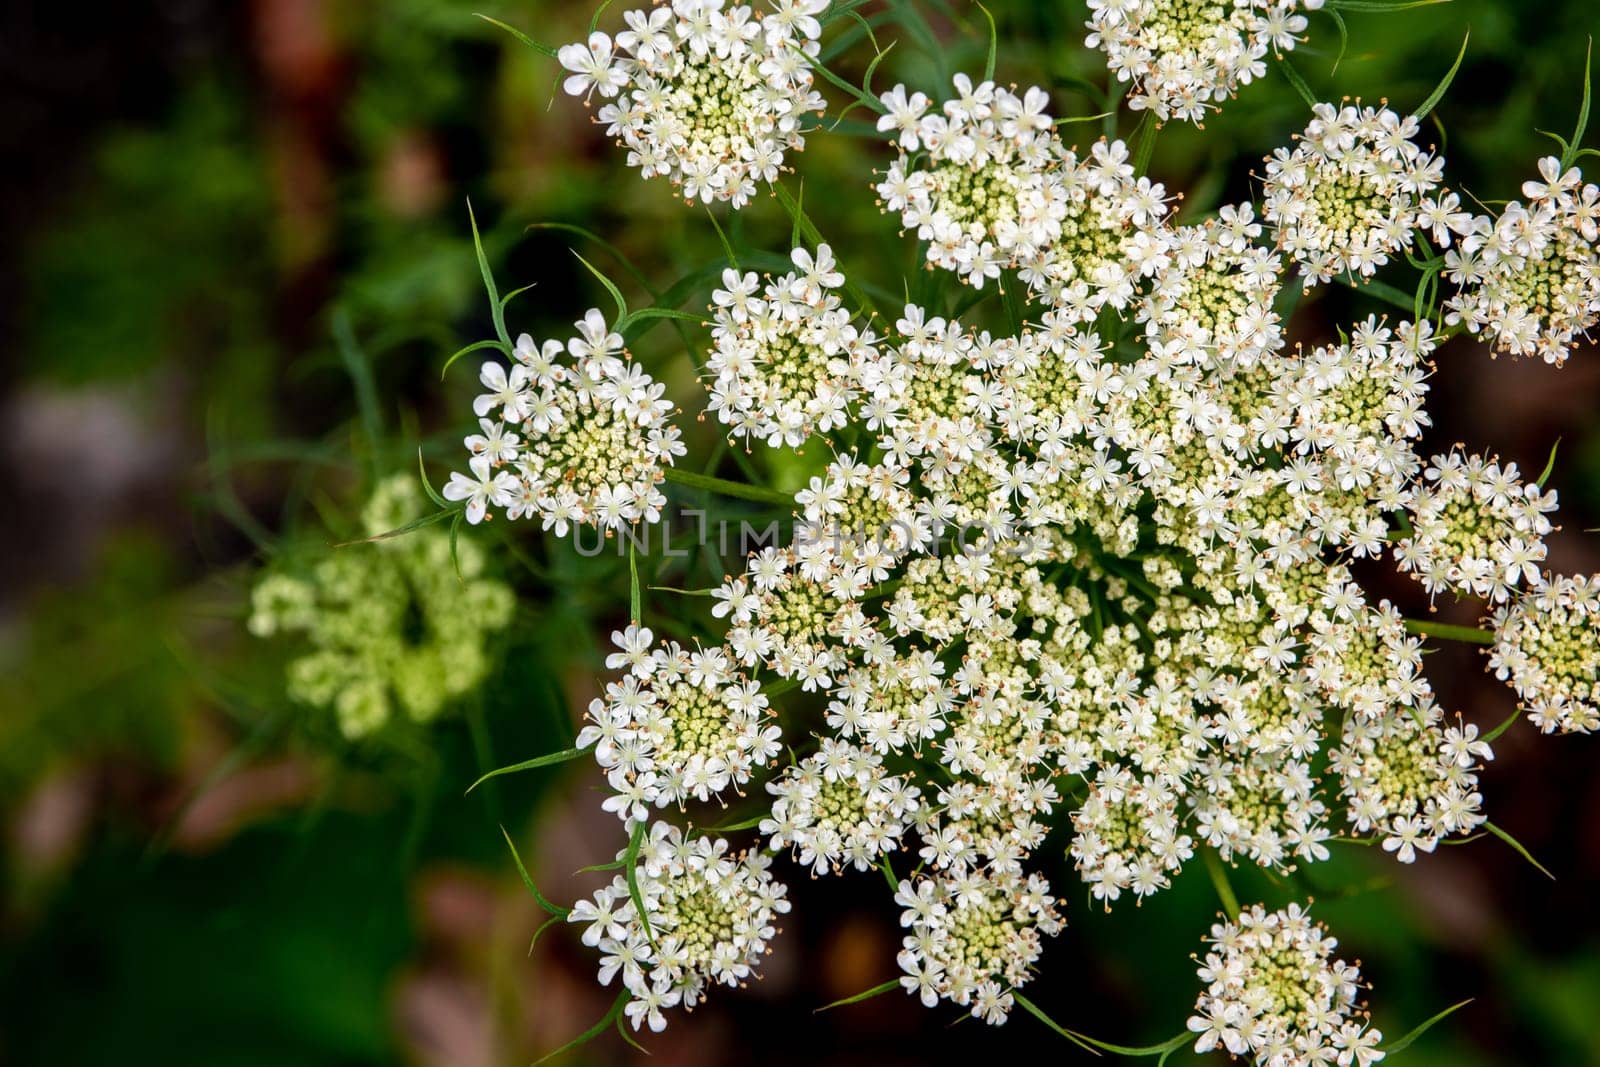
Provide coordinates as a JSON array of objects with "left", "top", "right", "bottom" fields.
[
  {"left": 1201, "top": 848, "right": 1241, "bottom": 921},
  {"left": 1402, "top": 619, "right": 1494, "bottom": 645},
  {"left": 663, "top": 466, "right": 793, "bottom": 507}
]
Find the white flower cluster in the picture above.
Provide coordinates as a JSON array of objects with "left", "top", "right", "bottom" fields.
[
  {"left": 1445, "top": 156, "right": 1600, "bottom": 365},
  {"left": 1086, "top": 0, "right": 1325, "bottom": 123},
  {"left": 1395, "top": 451, "right": 1557, "bottom": 603},
  {"left": 1187, "top": 903, "right": 1384, "bottom": 1067},
  {"left": 580, "top": 624, "right": 782, "bottom": 818},
  {"left": 876, "top": 76, "right": 1172, "bottom": 312},
  {"left": 1263, "top": 102, "right": 1455, "bottom": 286},
  {"left": 567, "top": 821, "right": 789, "bottom": 1031},
  {"left": 447, "top": 309, "right": 682, "bottom": 530},
  {"left": 547, "top": 74, "right": 1596, "bottom": 1037},
  {"left": 1489, "top": 572, "right": 1600, "bottom": 735},
  {"left": 558, "top": 0, "right": 828, "bottom": 206},
  {"left": 894, "top": 868, "right": 1063, "bottom": 1024},
  {"left": 704, "top": 245, "right": 879, "bottom": 446}
]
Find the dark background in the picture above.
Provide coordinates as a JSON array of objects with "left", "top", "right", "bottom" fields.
[{"left": 2, "top": 2, "right": 1599, "bottom": 1064}]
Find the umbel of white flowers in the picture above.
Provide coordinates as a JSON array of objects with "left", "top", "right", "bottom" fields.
[{"left": 474, "top": 55, "right": 1598, "bottom": 1043}]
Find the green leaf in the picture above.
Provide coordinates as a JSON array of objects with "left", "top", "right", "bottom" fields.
[
  {"left": 1278, "top": 55, "right": 1318, "bottom": 109},
  {"left": 528, "top": 914, "right": 564, "bottom": 955},
  {"left": 617, "top": 306, "right": 709, "bottom": 336},
  {"left": 466, "top": 747, "right": 586, "bottom": 793},
  {"left": 880, "top": 854, "right": 899, "bottom": 893},
  {"left": 772, "top": 182, "right": 876, "bottom": 313},
  {"left": 1483, "top": 820, "right": 1556, "bottom": 880},
  {"left": 1402, "top": 619, "right": 1494, "bottom": 645},
  {"left": 1566, "top": 39, "right": 1594, "bottom": 172},
  {"left": 333, "top": 507, "right": 454, "bottom": 547},
  {"left": 662, "top": 465, "right": 794, "bottom": 506},
  {"left": 448, "top": 511, "right": 465, "bottom": 583},
  {"left": 499, "top": 825, "right": 571, "bottom": 918},
  {"left": 1536, "top": 437, "right": 1562, "bottom": 489},
  {"left": 1414, "top": 29, "right": 1470, "bottom": 121},
  {"left": 814, "top": 979, "right": 901, "bottom": 1013},
  {"left": 440, "top": 338, "right": 507, "bottom": 380},
  {"left": 417, "top": 447, "right": 451, "bottom": 509},
  {"left": 1011, "top": 992, "right": 1102, "bottom": 1056},
  {"left": 1481, "top": 706, "right": 1522, "bottom": 744},
  {"left": 1328, "top": 7, "right": 1350, "bottom": 74},
  {"left": 629, "top": 543, "right": 642, "bottom": 623},
  {"left": 1335, "top": 274, "right": 1416, "bottom": 312},
  {"left": 703, "top": 812, "right": 766, "bottom": 833},
  {"left": 466, "top": 199, "right": 511, "bottom": 348},
  {"left": 976, "top": 1, "right": 997, "bottom": 83},
  {"left": 792, "top": 42, "right": 888, "bottom": 114},
  {"left": 499, "top": 281, "right": 538, "bottom": 313},
  {"left": 614, "top": 1012, "right": 650, "bottom": 1055},
  {"left": 473, "top": 13, "right": 558, "bottom": 59},
  {"left": 1325, "top": 0, "right": 1452, "bottom": 10},
  {"left": 589, "top": 0, "right": 614, "bottom": 35},
  {"left": 1130, "top": 113, "right": 1159, "bottom": 178},
  {"left": 532, "top": 991, "right": 628, "bottom": 1066},
  {"left": 625, "top": 819, "right": 658, "bottom": 949},
  {"left": 1054, "top": 111, "right": 1113, "bottom": 127},
  {"left": 706, "top": 207, "right": 740, "bottom": 269},
  {"left": 573, "top": 250, "right": 628, "bottom": 322},
  {"left": 1201, "top": 848, "right": 1241, "bottom": 921},
  {"left": 1381, "top": 998, "right": 1473, "bottom": 1054}
]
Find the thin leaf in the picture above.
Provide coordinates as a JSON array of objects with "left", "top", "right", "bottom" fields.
[
  {"left": 1563, "top": 37, "right": 1593, "bottom": 170},
  {"left": 573, "top": 250, "right": 628, "bottom": 322},
  {"left": 1011, "top": 992, "right": 1103, "bottom": 1056},
  {"left": 449, "top": 511, "right": 464, "bottom": 583},
  {"left": 1402, "top": 619, "right": 1494, "bottom": 645},
  {"left": 589, "top": 0, "right": 614, "bottom": 35},
  {"left": 1381, "top": 998, "right": 1473, "bottom": 1054},
  {"left": 1132, "top": 119, "right": 1158, "bottom": 177},
  {"left": 1278, "top": 54, "right": 1318, "bottom": 109},
  {"left": 614, "top": 1013, "right": 650, "bottom": 1055},
  {"left": 474, "top": 13, "right": 558, "bottom": 58},
  {"left": 1536, "top": 437, "right": 1562, "bottom": 489},
  {"left": 1336, "top": 274, "right": 1416, "bottom": 312},
  {"left": 630, "top": 543, "right": 642, "bottom": 623},
  {"left": 417, "top": 447, "right": 451, "bottom": 509},
  {"left": 625, "top": 820, "right": 658, "bottom": 949},
  {"left": 793, "top": 42, "right": 887, "bottom": 114},
  {"left": 440, "top": 338, "right": 507, "bottom": 380},
  {"left": 1054, "top": 110, "right": 1113, "bottom": 127},
  {"left": 1328, "top": 7, "right": 1349, "bottom": 74},
  {"left": 333, "top": 507, "right": 454, "bottom": 547},
  {"left": 467, "top": 747, "right": 586, "bottom": 793},
  {"left": 1325, "top": 0, "right": 1452, "bottom": 10},
  {"left": 703, "top": 812, "right": 766, "bottom": 833},
  {"left": 706, "top": 207, "right": 739, "bottom": 269},
  {"left": 528, "top": 913, "right": 564, "bottom": 955},
  {"left": 1483, "top": 820, "right": 1556, "bottom": 880},
  {"left": 814, "top": 979, "right": 901, "bottom": 1013},
  {"left": 500, "top": 825, "right": 571, "bottom": 918},
  {"left": 466, "top": 199, "right": 511, "bottom": 347},
  {"left": 1481, "top": 706, "right": 1522, "bottom": 744},
  {"left": 1201, "top": 848, "right": 1241, "bottom": 921},
  {"left": 499, "top": 281, "right": 538, "bottom": 312},
  {"left": 532, "top": 991, "right": 628, "bottom": 1066},
  {"left": 1414, "top": 29, "right": 1470, "bottom": 121},
  {"left": 976, "top": 1, "right": 996, "bottom": 83},
  {"left": 663, "top": 465, "right": 794, "bottom": 506},
  {"left": 617, "top": 306, "right": 709, "bottom": 335}
]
